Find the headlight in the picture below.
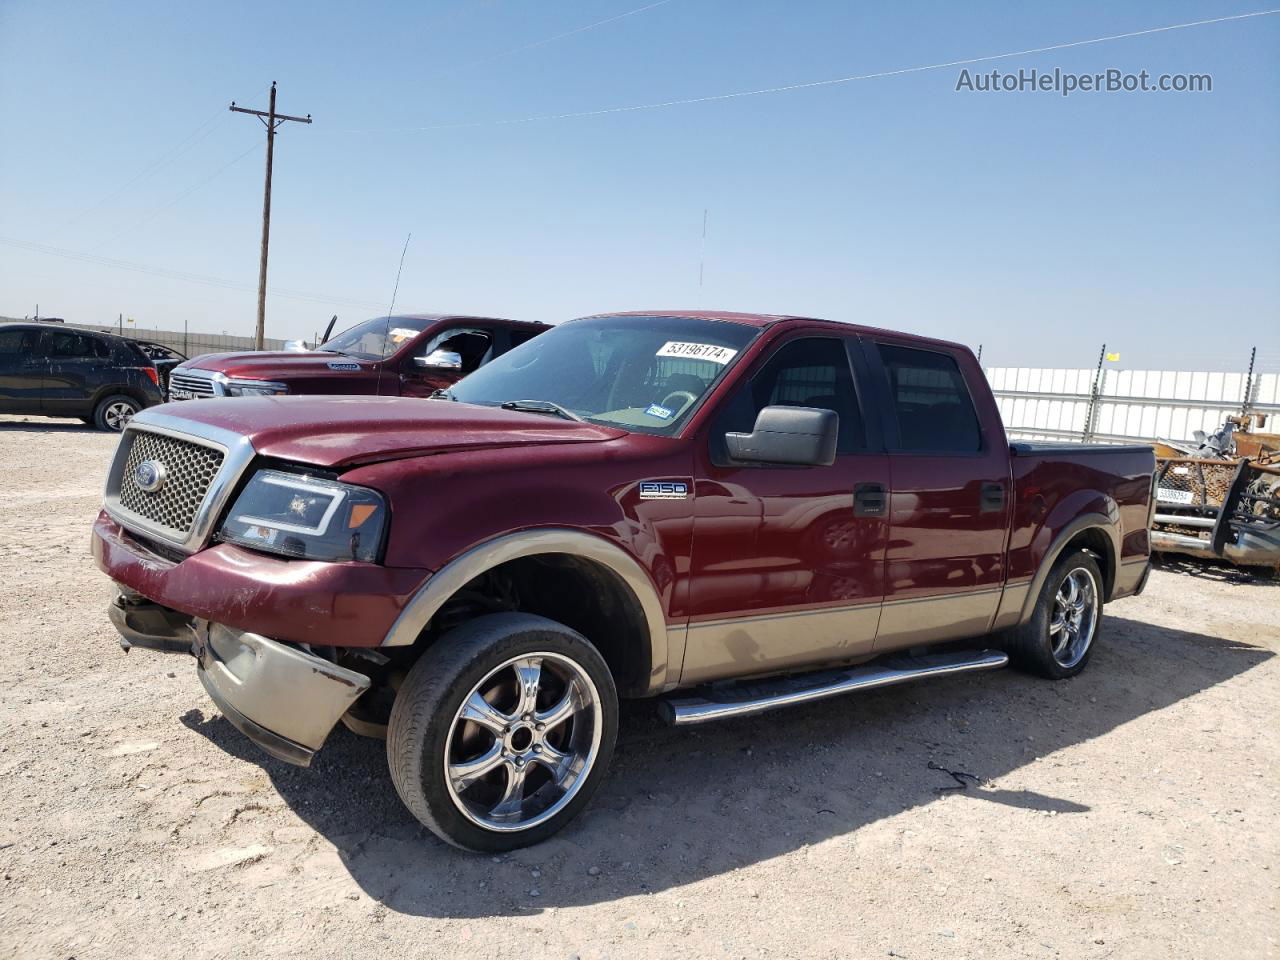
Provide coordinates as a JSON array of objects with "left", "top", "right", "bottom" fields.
[{"left": 219, "top": 470, "right": 387, "bottom": 563}]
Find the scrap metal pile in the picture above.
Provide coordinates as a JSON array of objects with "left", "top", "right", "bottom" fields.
[{"left": 1151, "top": 415, "right": 1280, "bottom": 571}]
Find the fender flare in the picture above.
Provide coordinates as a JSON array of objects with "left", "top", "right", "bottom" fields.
[
  {"left": 380, "top": 528, "right": 677, "bottom": 694},
  {"left": 1016, "top": 511, "right": 1120, "bottom": 623}
]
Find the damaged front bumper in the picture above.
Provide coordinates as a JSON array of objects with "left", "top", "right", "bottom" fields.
[{"left": 108, "top": 591, "right": 370, "bottom": 767}]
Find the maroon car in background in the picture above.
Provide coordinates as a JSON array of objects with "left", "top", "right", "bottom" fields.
[
  {"left": 94, "top": 311, "right": 1155, "bottom": 851},
  {"left": 166, "top": 313, "right": 547, "bottom": 400}
]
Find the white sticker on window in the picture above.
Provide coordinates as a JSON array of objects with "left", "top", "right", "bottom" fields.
[
  {"left": 656, "top": 341, "right": 738, "bottom": 365},
  {"left": 388, "top": 327, "right": 419, "bottom": 343}
]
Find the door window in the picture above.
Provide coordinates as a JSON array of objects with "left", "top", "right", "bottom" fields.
[
  {"left": 46, "top": 331, "right": 109, "bottom": 359},
  {"left": 0, "top": 329, "right": 38, "bottom": 356},
  {"left": 712, "top": 337, "right": 866, "bottom": 462},
  {"left": 422, "top": 330, "right": 493, "bottom": 374},
  {"left": 876, "top": 344, "right": 982, "bottom": 453}
]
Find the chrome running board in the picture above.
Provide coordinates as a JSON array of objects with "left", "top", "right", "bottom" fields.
[{"left": 660, "top": 648, "right": 1009, "bottom": 726}]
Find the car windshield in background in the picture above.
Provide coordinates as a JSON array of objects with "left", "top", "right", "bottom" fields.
[
  {"left": 322, "top": 316, "right": 432, "bottom": 360},
  {"left": 449, "top": 314, "right": 761, "bottom": 434}
]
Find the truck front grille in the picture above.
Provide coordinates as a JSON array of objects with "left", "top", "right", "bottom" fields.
[
  {"left": 116, "top": 431, "right": 225, "bottom": 537},
  {"left": 168, "top": 371, "right": 219, "bottom": 400}
]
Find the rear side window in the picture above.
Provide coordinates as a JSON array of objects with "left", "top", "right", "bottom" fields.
[
  {"left": 46, "top": 331, "right": 109, "bottom": 359},
  {"left": 713, "top": 337, "right": 866, "bottom": 460},
  {"left": 877, "top": 344, "right": 982, "bottom": 453}
]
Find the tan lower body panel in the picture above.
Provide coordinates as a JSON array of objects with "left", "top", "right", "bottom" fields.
[
  {"left": 681, "top": 602, "right": 881, "bottom": 685},
  {"left": 873, "top": 587, "right": 1003, "bottom": 654}
]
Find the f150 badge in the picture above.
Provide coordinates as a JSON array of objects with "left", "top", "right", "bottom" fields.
[{"left": 639, "top": 481, "right": 689, "bottom": 500}]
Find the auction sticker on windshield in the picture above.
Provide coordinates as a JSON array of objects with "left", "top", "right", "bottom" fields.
[{"left": 656, "top": 341, "right": 738, "bottom": 364}]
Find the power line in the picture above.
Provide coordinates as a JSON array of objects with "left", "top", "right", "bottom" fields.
[
  {"left": 448, "top": 0, "right": 679, "bottom": 72},
  {"left": 50, "top": 109, "right": 227, "bottom": 239},
  {"left": 0, "top": 235, "right": 383, "bottom": 311},
  {"left": 338, "top": 7, "right": 1280, "bottom": 133},
  {"left": 50, "top": 87, "right": 263, "bottom": 240},
  {"left": 87, "top": 140, "right": 261, "bottom": 253}
]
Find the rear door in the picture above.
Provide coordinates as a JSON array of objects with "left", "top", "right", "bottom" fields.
[
  {"left": 0, "top": 327, "right": 43, "bottom": 413},
  {"left": 40, "top": 330, "right": 114, "bottom": 415},
  {"left": 860, "top": 339, "right": 1012, "bottom": 652},
  {"left": 685, "top": 334, "right": 890, "bottom": 684}
]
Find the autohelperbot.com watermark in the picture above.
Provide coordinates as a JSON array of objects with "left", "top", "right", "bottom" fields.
[{"left": 955, "top": 67, "right": 1212, "bottom": 97}]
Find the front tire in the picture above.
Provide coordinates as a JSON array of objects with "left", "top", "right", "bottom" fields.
[
  {"left": 1001, "top": 549, "right": 1103, "bottom": 679},
  {"left": 93, "top": 394, "right": 140, "bottom": 432},
  {"left": 387, "top": 613, "right": 618, "bottom": 851}
]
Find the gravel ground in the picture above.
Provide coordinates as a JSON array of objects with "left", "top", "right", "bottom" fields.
[{"left": 0, "top": 414, "right": 1277, "bottom": 960}]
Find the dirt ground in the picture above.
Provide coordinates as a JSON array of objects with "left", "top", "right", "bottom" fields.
[{"left": 0, "top": 414, "right": 1276, "bottom": 960}]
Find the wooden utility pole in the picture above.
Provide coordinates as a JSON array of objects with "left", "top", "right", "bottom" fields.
[{"left": 230, "top": 82, "right": 312, "bottom": 350}]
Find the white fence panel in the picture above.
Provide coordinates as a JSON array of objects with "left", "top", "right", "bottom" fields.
[{"left": 985, "top": 365, "right": 1278, "bottom": 445}]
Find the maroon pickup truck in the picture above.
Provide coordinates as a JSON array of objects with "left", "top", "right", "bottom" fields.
[
  {"left": 165, "top": 313, "right": 547, "bottom": 400},
  {"left": 93, "top": 311, "right": 1155, "bottom": 850}
]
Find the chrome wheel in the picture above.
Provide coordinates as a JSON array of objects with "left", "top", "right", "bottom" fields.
[
  {"left": 102, "top": 400, "right": 136, "bottom": 431},
  {"left": 443, "top": 651, "right": 602, "bottom": 833},
  {"left": 1048, "top": 566, "right": 1098, "bottom": 668}
]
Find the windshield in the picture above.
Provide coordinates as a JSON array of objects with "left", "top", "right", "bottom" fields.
[
  {"left": 322, "top": 316, "right": 432, "bottom": 361},
  {"left": 449, "top": 314, "right": 761, "bottom": 434}
]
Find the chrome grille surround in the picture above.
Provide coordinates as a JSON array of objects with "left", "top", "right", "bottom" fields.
[
  {"left": 168, "top": 369, "right": 222, "bottom": 400},
  {"left": 103, "top": 409, "right": 257, "bottom": 554}
]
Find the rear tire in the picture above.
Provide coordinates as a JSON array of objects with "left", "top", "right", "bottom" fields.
[
  {"left": 387, "top": 612, "right": 618, "bottom": 851},
  {"left": 1001, "top": 549, "right": 1103, "bottom": 679},
  {"left": 93, "top": 394, "right": 140, "bottom": 432}
]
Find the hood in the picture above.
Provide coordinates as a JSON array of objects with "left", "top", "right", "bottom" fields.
[
  {"left": 182, "top": 351, "right": 373, "bottom": 379},
  {"left": 139, "top": 395, "right": 627, "bottom": 468}
]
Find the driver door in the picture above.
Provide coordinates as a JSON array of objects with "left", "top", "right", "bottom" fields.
[{"left": 684, "top": 335, "right": 890, "bottom": 684}]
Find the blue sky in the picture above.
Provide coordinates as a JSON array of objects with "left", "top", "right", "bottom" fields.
[{"left": 1, "top": 1, "right": 1277, "bottom": 370}]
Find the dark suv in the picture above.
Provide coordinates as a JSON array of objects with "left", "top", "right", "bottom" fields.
[{"left": 0, "top": 323, "right": 165, "bottom": 430}]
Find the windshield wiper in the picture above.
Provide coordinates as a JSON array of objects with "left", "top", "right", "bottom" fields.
[
  {"left": 500, "top": 399, "right": 584, "bottom": 422},
  {"left": 430, "top": 388, "right": 457, "bottom": 401}
]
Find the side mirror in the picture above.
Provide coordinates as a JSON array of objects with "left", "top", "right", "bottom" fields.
[
  {"left": 414, "top": 348, "right": 463, "bottom": 370},
  {"left": 725, "top": 406, "right": 838, "bottom": 466}
]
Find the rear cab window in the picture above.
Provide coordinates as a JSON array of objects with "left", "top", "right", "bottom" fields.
[{"left": 874, "top": 343, "right": 982, "bottom": 453}]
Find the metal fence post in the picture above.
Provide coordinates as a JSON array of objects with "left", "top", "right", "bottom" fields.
[
  {"left": 1241, "top": 345, "right": 1257, "bottom": 416},
  {"left": 1082, "top": 344, "right": 1106, "bottom": 442}
]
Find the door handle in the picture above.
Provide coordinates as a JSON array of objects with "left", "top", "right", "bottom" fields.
[
  {"left": 854, "top": 482, "right": 887, "bottom": 518},
  {"left": 980, "top": 482, "right": 1005, "bottom": 513}
]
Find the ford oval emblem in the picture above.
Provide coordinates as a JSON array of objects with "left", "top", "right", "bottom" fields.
[{"left": 134, "top": 459, "right": 167, "bottom": 493}]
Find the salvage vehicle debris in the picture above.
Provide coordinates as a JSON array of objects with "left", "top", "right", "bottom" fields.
[
  {"left": 1151, "top": 415, "right": 1280, "bottom": 571},
  {"left": 93, "top": 311, "right": 1155, "bottom": 850}
]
